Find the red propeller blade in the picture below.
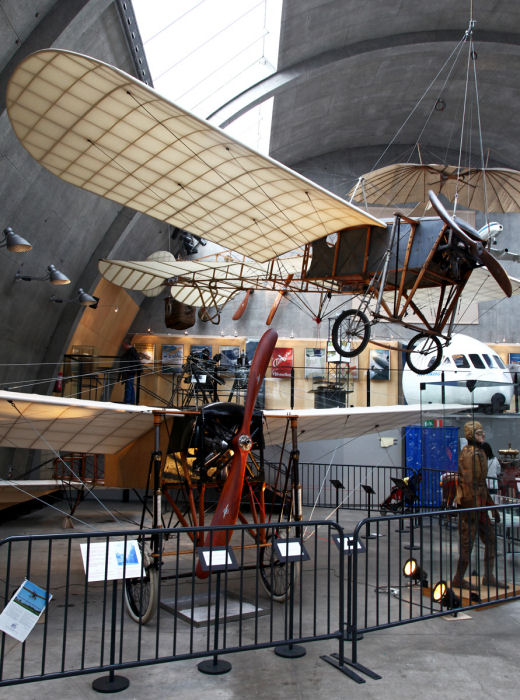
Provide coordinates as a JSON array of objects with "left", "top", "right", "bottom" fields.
[
  {"left": 232, "top": 290, "right": 252, "bottom": 320},
  {"left": 266, "top": 275, "right": 293, "bottom": 325},
  {"left": 196, "top": 328, "right": 278, "bottom": 576}
]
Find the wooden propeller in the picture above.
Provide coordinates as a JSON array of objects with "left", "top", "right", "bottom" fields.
[
  {"left": 266, "top": 274, "right": 293, "bottom": 325},
  {"left": 428, "top": 190, "right": 512, "bottom": 297},
  {"left": 232, "top": 290, "right": 253, "bottom": 320},
  {"left": 196, "top": 328, "right": 278, "bottom": 577}
]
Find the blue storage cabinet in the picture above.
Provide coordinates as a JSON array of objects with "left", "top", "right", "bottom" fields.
[{"left": 405, "top": 426, "right": 459, "bottom": 507}]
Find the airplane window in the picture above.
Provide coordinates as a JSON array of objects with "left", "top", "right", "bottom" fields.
[
  {"left": 493, "top": 354, "right": 506, "bottom": 369},
  {"left": 483, "top": 354, "right": 493, "bottom": 368},
  {"left": 469, "top": 354, "right": 485, "bottom": 369},
  {"left": 452, "top": 354, "right": 470, "bottom": 368}
]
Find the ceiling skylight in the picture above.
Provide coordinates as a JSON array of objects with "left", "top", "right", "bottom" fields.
[{"left": 133, "top": 0, "right": 282, "bottom": 153}]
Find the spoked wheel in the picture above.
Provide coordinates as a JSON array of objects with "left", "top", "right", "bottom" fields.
[
  {"left": 259, "top": 533, "right": 300, "bottom": 602},
  {"left": 124, "top": 544, "right": 159, "bottom": 624},
  {"left": 332, "top": 309, "right": 371, "bottom": 357},
  {"left": 405, "top": 333, "right": 443, "bottom": 374}
]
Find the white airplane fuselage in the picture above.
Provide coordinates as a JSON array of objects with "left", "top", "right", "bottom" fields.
[{"left": 402, "top": 334, "right": 514, "bottom": 411}]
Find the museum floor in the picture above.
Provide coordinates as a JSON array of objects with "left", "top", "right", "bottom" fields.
[{"left": 1, "top": 500, "right": 519, "bottom": 700}]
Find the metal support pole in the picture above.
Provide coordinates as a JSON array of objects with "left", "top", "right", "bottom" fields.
[
  {"left": 290, "top": 417, "right": 302, "bottom": 532},
  {"left": 92, "top": 580, "right": 129, "bottom": 693},
  {"left": 197, "top": 572, "right": 232, "bottom": 674},
  {"left": 274, "top": 560, "right": 306, "bottom": 658}
]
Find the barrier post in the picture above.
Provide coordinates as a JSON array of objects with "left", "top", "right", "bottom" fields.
[{"left": 92, "top": 579, "right": 129, "bottom": 693}]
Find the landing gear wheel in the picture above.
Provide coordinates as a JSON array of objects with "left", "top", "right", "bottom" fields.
[
  {"left": 332, "top": 309, "right": 371, "bottom": 358},
  {"left": 405, "top": 333, "right": 442, "bottom": 374},
  {"left": 124, "top": 547, "right": 158, "bottom": 624},
  {"left": 259, "top": 534, "right": 300, "bottom": 602}
]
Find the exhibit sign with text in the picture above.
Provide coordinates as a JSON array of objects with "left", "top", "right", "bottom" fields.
[
  {"left": 80, "top": 540, "right": 143, "bottom": 582},
  {"left": 0, "top": 579, "right": 52, "bottom": 642}
]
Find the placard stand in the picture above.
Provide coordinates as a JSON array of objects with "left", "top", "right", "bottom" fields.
[
  {"left": 330, "top": 479, "right": 344, "bottom": 524},
  {"left": 361, "top": 484, "right": 381, "bottom": 539},
  {"left": 196, "top": 546, "right": 238, "bottom": 675},
  {"left": 331, "top": 534, "right": 365, "bottom": 642},
  {"left": 322, "top": 534, "right": 381, "bottom": 684},
  {"left": 274, "top": 538, "right": 309, "bottom": 658},
  {"left": 92, "top": 580, "right": 129, "bottom": 693}
]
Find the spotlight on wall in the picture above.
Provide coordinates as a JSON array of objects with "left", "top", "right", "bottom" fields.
[
  {"left": 1, "top": 227, "right": 32, "bottom": 252},
  {"left": 403, "top": 558, "right": 428, "bottom": 587},
  {"left": 16, "top": 264, "right": 70, "bottom": 285},
  {"left": 50, "top": 288, "right": 98, "bottom": 308},
  {"left": 432, "top": 580, "right": 461, "bottom": 610}
]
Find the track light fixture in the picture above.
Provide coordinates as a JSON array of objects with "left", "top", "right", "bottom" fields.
[
  {"left": 50, "top": 288, "right": 99, "bottom": 308},
  {"left": 1, "top": 227, "right": 32, "bottom": 252},
  {"left": 403, "top": 558, "right": 428, "bottom": 587},
  {"left": 16, "top": 264, "right": 70, "bottom": 285}
]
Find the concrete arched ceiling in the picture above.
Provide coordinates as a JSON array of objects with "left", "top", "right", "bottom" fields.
[
  {"left": 273, "top": 1, "right": 520, "bottom": 174},
  {"left": 212, "top": 1, "right": 520, "bottom": 180}
]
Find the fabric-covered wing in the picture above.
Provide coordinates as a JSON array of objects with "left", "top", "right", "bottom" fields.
[
  {"left": 167, "top": 284, "right": 238, "bottom": 308},
  {"left": 348, "top": 163, "right": 520, "bottom": 214},
  {"left": 404, "top": 267, "right": 520, "bottom": 325},
  {"left": 262, "top": 404, "right": 466, "bottom": 445},
  {"left": 7, "top": 49, "right": 385, "bottom": 263},
  {"left": 0, "top": 391, "right": 464, "bottom": 454},
  {"left": 0, "top": 391, "right": 181, "bottom": 454},
  {"left": 98, "top": 254, "right": 307, "bottom": 306}
]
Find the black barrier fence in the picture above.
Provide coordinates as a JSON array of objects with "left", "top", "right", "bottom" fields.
[
  {"left": 343, "top": 501, "right": 520, "bottom": 676},
  {"left": 299, "top": 463, "right": 403, "bottom": 511},
  {"left": 2, "top": 505, "right": 519, "bottom": 689},
  {"left": 299, "top": 463, "right": 445, "bottom": 512},
  {"left": 299, "top": 463, "right": 502, "bottom": 514},
  {"left": 0, "top": 520, "right": 351, "bottom": 690}
]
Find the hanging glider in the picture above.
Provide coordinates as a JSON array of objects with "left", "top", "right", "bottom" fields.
[{"left": 348, "top": 162, "right": 520, "bottom": 214}]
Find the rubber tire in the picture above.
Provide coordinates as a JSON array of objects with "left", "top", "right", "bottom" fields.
[
  {"left": 490, "top": 392, "right": 505, "bottom": 414},
  {"left": 405, "top": 333, "right": 442, "bottom": 374},
  {"left": 124, "top": 563, "right": 158, "bottom": 624},
  {"left": 259, "top": 535, "right": 300, "bottom": 603},
  {"left": 331, "top": 309, "right": 371, "bottom": 358}
]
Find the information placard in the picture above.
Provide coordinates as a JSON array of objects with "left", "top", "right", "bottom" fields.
[
  {"left": 0, "top": 579, "right": 52, "bottom": 642},
  {"left": 80, "top": 540, "right": 142, "bottom": 582}
]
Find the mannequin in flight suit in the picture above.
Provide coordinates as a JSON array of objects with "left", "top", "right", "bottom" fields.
[{"left": 452, "top": 421, "right": 507, "bottom": 590}]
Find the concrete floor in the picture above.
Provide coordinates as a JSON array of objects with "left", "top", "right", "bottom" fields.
[{"left": 1, "top": 498, "right": 519, "bottom": 700}]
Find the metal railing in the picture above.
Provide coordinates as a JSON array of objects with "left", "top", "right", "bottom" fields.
[
  {"left": 0, "top": 520, "right": 347, "bottom": 690},
  {"left": 344, "top": 502, "right": 520, "bottom": 676},
  {"left": 299, "top": 464, "right": 464, "bottom": 512},
  {"left": 300, "top": 463, "right": 404, "bottom": 511}
]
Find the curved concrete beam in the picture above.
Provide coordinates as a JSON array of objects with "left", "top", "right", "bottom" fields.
[{"left": 208, "top": 29, "right": 520, "bottom": 129}]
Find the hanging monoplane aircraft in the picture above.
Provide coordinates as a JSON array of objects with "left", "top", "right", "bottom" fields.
[{"left": 5, "top": 49, "right": 515, "bottom": 373}]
